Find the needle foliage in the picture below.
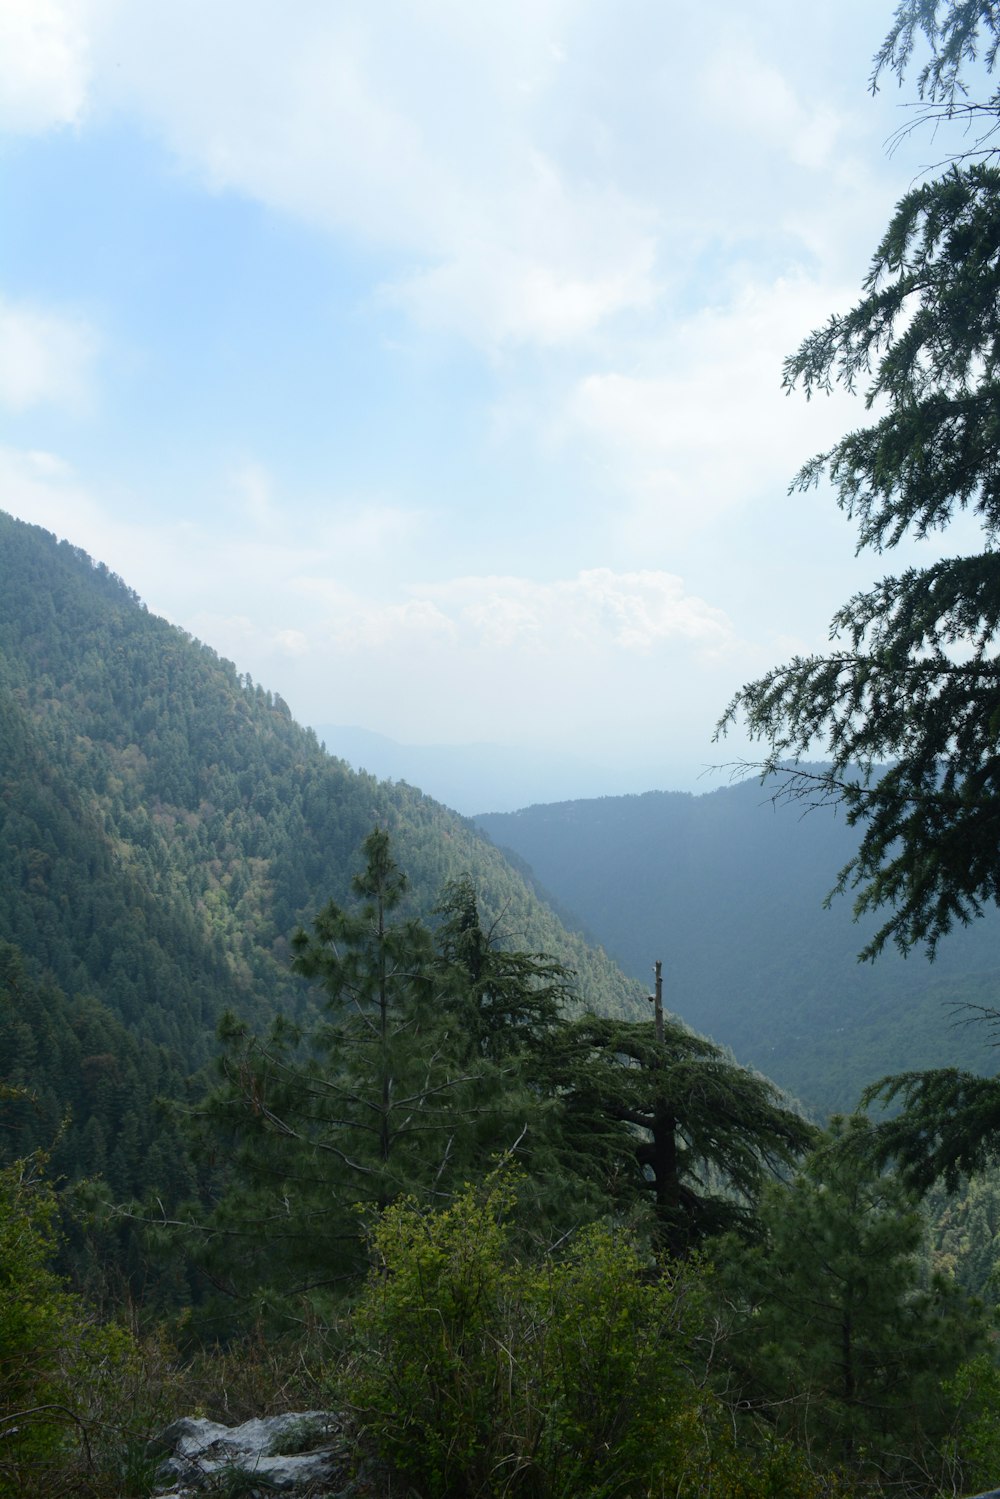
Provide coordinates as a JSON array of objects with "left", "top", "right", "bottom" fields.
[{"left": 719, "top": 3, "right": 1000, "bottom": 960}]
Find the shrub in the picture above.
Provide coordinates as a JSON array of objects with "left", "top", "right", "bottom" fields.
[
  {"left": 0, "top": 1151, "right": 177, "bottom": 1498},
  {"left": 342, "top": 1168, "right": 831, "bottom": 1499}
]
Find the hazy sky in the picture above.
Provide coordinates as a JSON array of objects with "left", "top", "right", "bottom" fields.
[{"left": 0, "top": 1, "right": 978, "bottom": 798}]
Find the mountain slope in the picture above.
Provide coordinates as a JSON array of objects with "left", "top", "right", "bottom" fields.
[
  {"left": 476, "top": 786, "right": 1000, "bottom": 1115},
  {"left": 0, "top": 511, "right": 644, "bottom": 1153}
]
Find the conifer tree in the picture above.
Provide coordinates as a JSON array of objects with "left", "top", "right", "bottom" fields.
[
  {"left": 188, "top": 836, "right": 823, "bottom": 1302},
  {"left": 860, "top": 1064, "right": 1000, "bottom": 1193},
  {"left": 433, "top": 875, "right": 570, "bottom": 1065},
  {"left": 714, "top": 5, "right": 1000, "bottom": 1199},
  {"left": 191, "top": 833, "right": 579, "bottom": 1300},
  {"left": 287, "top": 827, "right": 472, "bottom": 1199},
  {"left": 196, "top": 830, "right": 485, "bottom": 1293},
  {"left": 542, "top": 1013, "right": 815, "bottom": 1254},
  {"left": 719, "top": 1117, "right": 986, "bottom": 1493},
  {"left": 717, "top": 3, "right": 1000, "bottom": 960}
]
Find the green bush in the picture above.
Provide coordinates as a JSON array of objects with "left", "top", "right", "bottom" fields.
[
  {"left": 0, "top": 1152, "right": 93, "bottom": 1488},
  {"left": 343, "top": 1169, "right": 831, "bottom": 1499},
  {"left": 0, "top": 1151, "right": 177, "bottom": 1498},
  {"left": 940, "top": 1352, "right": 1000, "bottom": 1497}
]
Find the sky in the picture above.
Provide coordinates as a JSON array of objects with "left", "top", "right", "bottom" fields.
[{"left": 0, "top": 1, "right": 980, "bottom": 809}]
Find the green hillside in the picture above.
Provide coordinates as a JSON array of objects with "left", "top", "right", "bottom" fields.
[
  {"left": 0, "top": 510, "right": 643, "bottom": 1184},
  {"left": 477, "top": 786, "right": 1000, "bottom": 1116},
  {"left": 1, "top": 523, "right": 996, "bottom": 1499}
]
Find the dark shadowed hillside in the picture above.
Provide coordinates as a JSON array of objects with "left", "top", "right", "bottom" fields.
[{"left": 477, "top": 787, "right": 1000, "bottom": 1115}]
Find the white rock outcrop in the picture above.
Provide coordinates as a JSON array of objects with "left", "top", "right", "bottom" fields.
[{"left": 154, "top": 1411, "right": 358, "bottom": 1496}]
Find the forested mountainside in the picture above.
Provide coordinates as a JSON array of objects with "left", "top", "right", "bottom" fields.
[
  {"left": 477, "top": 788, "right": 1000, "bottom": 1116},
  {"left": 2, "top": 523, "right": 999, "bottom": 1499},
  {"left": 0, "top": 510, "right": 643, "bottom": 1186},
  {"left": 10, "top": 508, "right": 1000, "bottom": 1499}
]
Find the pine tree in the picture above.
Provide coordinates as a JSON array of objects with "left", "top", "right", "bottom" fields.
[
  {"left": 719, "top": 1117, "right": 987, "bottom": 1493},
  {"left": 189, "top": 833, "right": 578, "bottom": 1302},
  {"left": 433, "top": 875, "right": 570, "bottom": 1065},
  {"left": 287, "top": 827, "right": 473, "bottom": 1200},
  {"left": 541, "top": 1013, "right": 815, "bottom": 1254}
]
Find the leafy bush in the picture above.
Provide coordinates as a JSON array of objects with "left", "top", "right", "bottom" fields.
[
  {"left": 343, "top": 1168, "right": 831, "bottom": 1499},
  {"left": 940, "top": 1352, "right": 1000, "bottom": 1497},
  {"left": 0, "top": 1151, "right": 178, "bottom": 1497}
]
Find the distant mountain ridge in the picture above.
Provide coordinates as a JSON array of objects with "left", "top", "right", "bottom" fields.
[
  {"left": 477, "top": 786, "right": 1000, "bottom": 1115},
  {"left": 311, "top": 722, "right": 686, "bottom": 815}
]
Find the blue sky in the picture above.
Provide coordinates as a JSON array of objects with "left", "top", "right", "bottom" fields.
[{"left": 0, "top": 1, "right": 978, "bottom": 806}]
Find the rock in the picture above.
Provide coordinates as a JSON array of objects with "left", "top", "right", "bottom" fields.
[{"left": 153, "top": 1410, "right": 361, "bottom": 1496}]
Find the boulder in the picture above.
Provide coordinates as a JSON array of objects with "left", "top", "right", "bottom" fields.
[{"left": 153, "top": 1410, "right": 361, "bottom": 1496}]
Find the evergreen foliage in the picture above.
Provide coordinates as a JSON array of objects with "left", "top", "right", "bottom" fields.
[
  {"left": 184, "top": 832, "right": 578, "bottom": 1305},
  {"left": 927, "top": 1167, "right": 1000, "bottom": 1292},
  {"left": 0, "top": 1150, "right": 172, "bottom": 1499},
  {"left": 288, "top": 828, "right": 468, "bottom": 1203},
  {"left": 433, "top": 874, "right": 570, "bottom": 1065},
  {"left": 541, "top": 1014, "right": 816, "bottom": 1254},
  {"left": 719, "top": 1118, "right": 988, "bottom": 1495},
  {"left": 875, "top": 1, "right": 1000, "bottom": 115},
  {"left": 0, "top": 940, "right": 198, "bottom": 1300},
  {"left": 183, "top": 831, "right": 815, "bottom": 1312},
  {"left": 862, "top": 1064, "right": 1000, "bottom": 1191},
  {"left": 717, "top": 3, "right": 1000, "bottom": 961}
]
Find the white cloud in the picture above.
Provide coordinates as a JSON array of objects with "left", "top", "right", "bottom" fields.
[
  {"left": 0, "top": 444, "right": 96, "bottom": 527},
  {"left": 560, "top": 273, "right": 866, "bottom": 551},
  {"left": 218, "top": 462, "right": 427, "bottom": 574},
  {"left": 327, "top": 596, "right": 457, "bottom": 652},
  {"left": 0, "top": 446, "right": 164, "bottom": 609},
  {"left": 424, "top": 569, "right": 733, "bottom": 655},
  {"left": 236, "top": 566, "right": 740, "bottom": 755},
  {"left": 699, "top": 44, "right": 844, "bottom": 172},
  {"left": 66, "top": 0, "right": 660, "bottom": 348},
  {"left": 0, "top": 443, "right": 423, "bottom": 632},
  {"left": 0, "top": 0, "right": 89, "bottom": 132},
  {"left": 265, "top": 569, "right": 732, "bottom": 667},
  {"left": 0, "top": 0, "right": 940, "bottom": 781},
  {"left": 0, "top": 298, "right": 99, "bottom": 413},
  {"left": 385, "top": 219, "right": 658, "bottom": 348},
  {"left": 0, "top": 444, "right": 766, "bottom": 771},
  {"left": 275, "top": 628, "right": 309, "bottom": 656},
  {"left": 18, "top": 0, "right": 911, "bottom": 363},
  {"left": 229, "top": 462, "right": 274, "bottom": 528}
]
